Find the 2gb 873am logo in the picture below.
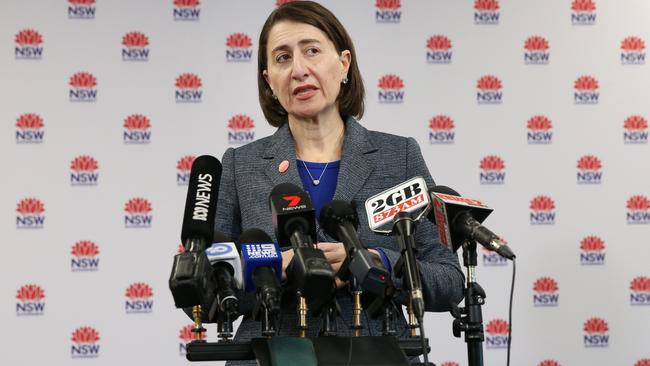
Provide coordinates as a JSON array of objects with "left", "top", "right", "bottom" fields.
[
  {"left": 173, "top": 0, "right": 200, "bottom": 21},
  {"left": 583, "top": 317, "right": 608, "bottom": 347},
  {"left": 479, "top": 155, "right": 505, "bottom": 184},
  {"left": 124, "top": 198, "right": 152, "bottom": 228},
  {"left": 125, "top": 282, "right": 154, "bottom": 313},
  {"left": 71, "top": 240, "right": 100, "bottom": 271},
  {"left": 16, "top": 284, "right": 45, "bottom": 316},
  {"left": 16, "top": 198, "right": 45, "bottom": 229},
  {"left": 15, "top": 29, "right": 43, "bottom": 59},
  {"left": 176, "top": 155, "right": 195, "bottom": 185},
  {"left": 533, "top": 277, "right": 559, "bottom": 307},
  {"left": 627, "top": 195, "right": 650, "bottom": 224},
  {"left": 70, "top": 155, "right": 99, "bottom": 186},
  {"left": 71, "top": 327, "right": 100, "bottom": 358},
  {"left": 485, "top": 319, "right": 509, "bottom": 349},
  {"left": 16, "top": 113, "right": 45, "bottom": 144}
]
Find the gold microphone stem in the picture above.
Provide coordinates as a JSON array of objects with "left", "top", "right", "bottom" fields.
[
  {"left": 298, "top": 294, "right": 308, "bottom": 338},
  {"left": 352, "top": 291, "right": 363, "bottom": 337},
  {"left": 407, "top": 298, "right": 418, "bottom": 337},
  {"left": 192, "top": 305, "right": 206, "bottom": 341}
]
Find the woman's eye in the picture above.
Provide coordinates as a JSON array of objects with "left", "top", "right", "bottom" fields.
[
  {"left": 276, "top": 54, "right": 290, "bottom": 63},
  {"left": 306, "top": 47, "right": 319, "bottom": 56}
]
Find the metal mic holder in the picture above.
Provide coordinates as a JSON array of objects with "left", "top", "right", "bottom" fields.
[
  {"left": 450, "top": 240, "right": 485, "bottom": 366},
  {"left": 192, "top": 305, "right": 207, "bottom": 341},
  {"left": 258, "top": 305, "right": 277, "bottom": 338},
  {"left": 216, "top": 311, "right": 234, "bottom": 342},
  {"left": 320, "top": 300, "right": 339, "bottom": 337},
  {"left": 350, "top": 278, "right": 363, "bottom": 337}
]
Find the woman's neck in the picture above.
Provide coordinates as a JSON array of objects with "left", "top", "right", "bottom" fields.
[{"left": 288, "top": 111, "right": 345, "bottom": 163}]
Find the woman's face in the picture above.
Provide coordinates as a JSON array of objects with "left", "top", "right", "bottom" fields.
[{"left": 264, "top": 21, "right": 350, "bottom": 121}]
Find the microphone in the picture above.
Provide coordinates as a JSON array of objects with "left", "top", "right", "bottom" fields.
[
  {"left": 269, "top": 182, "right": 335, "bottom": 313},
  {"left": 181, "top": 155, "right": 222, "bottom": 252},
  {"left": 236, "top": 228, "right": 282, "bottom": 315},
  {"left": 169, "top": 155, "right": 223, "bottom": 308},
  {"left": 363, "top": 177, "right": 432, "bottom": 321},
  {"left": 364, "top": 176, "right": 431, "bottom": 233},
  {"left": 319, "top": 200, "right": 391, "bottom": 298},
  {"left": 205, "top": 237, "right": 243, "bottom": 315},
  {"left": 428, "top": 186, "right": 515, "bottom": 260}
]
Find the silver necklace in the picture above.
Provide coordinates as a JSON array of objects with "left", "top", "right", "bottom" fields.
[
  {"left": 296, "top": 127, "right": 344, "bottom": 186},
  {"left": 300, "top": 159, "right": 329, "bottom": 186}
]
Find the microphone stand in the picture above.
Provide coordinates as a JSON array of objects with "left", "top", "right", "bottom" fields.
[
  {"left": 216, "top": 302, "right": 236, "bottom": 342},
  {"left": 450, "top": 239, "right": 485, "bottom": 366},
  {"left": 253, "top": 300, "right": 277, "bottom": 338},
  {"left": 320, "top": 300, "right": 339, "bottom": 337}
]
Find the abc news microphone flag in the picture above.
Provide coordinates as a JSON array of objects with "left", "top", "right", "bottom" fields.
[{"left": 4, "top": 1, "right": 650, "bottom": 366}]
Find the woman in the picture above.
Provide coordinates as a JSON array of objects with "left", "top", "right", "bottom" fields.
[{"left": 215, "top": 1, "right": 464, "bottom": 363}]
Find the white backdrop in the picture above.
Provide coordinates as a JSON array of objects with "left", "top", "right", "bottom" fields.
[{"left": 2, "top": 1, "right": 650, "bottom": 365}]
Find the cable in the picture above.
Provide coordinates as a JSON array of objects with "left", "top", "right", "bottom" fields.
[{"left": 506, "top": 259, "right": 516, "bottom": 366}]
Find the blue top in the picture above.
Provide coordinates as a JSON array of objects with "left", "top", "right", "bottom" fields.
[
  {"left": 296, "top": 159, "right": 340, "bottom": 221},
  {"left": 296, "top": 159, "right": 391, "bottom": 272}
]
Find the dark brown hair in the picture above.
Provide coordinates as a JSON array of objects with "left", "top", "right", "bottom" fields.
[{"left": 257, "top": 1, "right": 365, "bottom": 127}]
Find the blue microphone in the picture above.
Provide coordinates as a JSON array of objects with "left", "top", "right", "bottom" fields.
[{"left": 237, "top": 228, "right": 282, "bottom": 315}]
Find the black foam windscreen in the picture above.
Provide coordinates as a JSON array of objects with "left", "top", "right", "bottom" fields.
[{"left": 180, "top": 155, "right": 222, "bottom": 246}]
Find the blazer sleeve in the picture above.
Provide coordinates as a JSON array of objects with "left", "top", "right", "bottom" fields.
[{"left": 377, "top": 137, "right": 465, "bottom": 312}]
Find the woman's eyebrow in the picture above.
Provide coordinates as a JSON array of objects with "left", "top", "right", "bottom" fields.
[{"left": 271, "top": 39, "right": 321, "bottom": 54}]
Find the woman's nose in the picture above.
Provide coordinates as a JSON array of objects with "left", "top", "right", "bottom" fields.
[{"left": 291, "top": 53, "right": 309, "bottom": 81}]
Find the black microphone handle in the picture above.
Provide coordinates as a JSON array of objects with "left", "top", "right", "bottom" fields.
[
  {"left": 213, "top": 264, "right": 238, "bottom": 314},
  {"left": 252, "top": 266, "right": 281, "bottom": 313},
  {"left": 289, "top": 228, "right": 315, "bottom": 250},
  {"left": 454, "top": 211, "right": 516, "bottom": 260},
  {"left": 336, "top": 221, "right": 365, "bottom": 254},
  {"left": 393, "top": 215, "right": 424, "bottom": 319}
]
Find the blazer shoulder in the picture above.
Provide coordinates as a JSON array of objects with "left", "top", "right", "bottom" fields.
[
  {"left": 366, "top": 129, "right": 416, "bottom": 156},
  {"left": 229, "top": 134, "right": 274, "bottom": 160}
]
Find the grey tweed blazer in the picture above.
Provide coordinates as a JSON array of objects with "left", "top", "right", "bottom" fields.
[{"left": 215, "top": 117, "right": 464, "bottom": 364}]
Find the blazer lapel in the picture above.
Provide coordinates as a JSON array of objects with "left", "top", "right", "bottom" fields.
[
  {"left": 262, "top": 123, "right": 303, "bottom": 188},
  {"left": 334, "top": 118, "right": 377, "bottom": 202},
  {"left": 262, "top": 118, "right": 377, "bottom": 202}
]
